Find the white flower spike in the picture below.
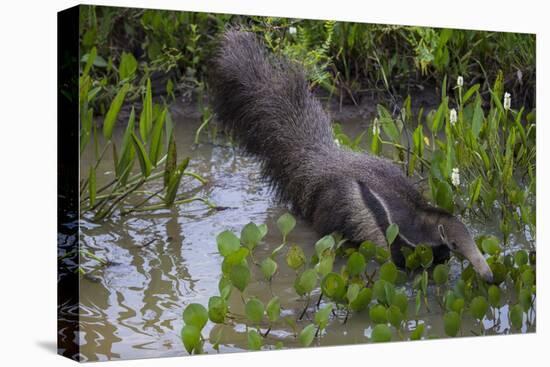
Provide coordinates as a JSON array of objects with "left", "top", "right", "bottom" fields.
[
  {"left": 457, "top": 76, "right": 464, "bottom": 88},
  {"left": 503, "top": 92, "right": 512, "bottom": 111},
  {"left": 289, "top": 26, "right": 297, "bottom": 35},
  {"left": 451, "top": 168, "right": 460, "bottom": 187},
  {"left": 450, "top": 108, "right": 457, "bottom": 125}
]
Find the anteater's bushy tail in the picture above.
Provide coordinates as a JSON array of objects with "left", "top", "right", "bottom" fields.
[{"left": 209, "top": 30, "right": 336, "bottom": 199}]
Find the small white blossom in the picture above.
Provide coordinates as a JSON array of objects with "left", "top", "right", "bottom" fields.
[
  {"left": 457, "top": 76, "right": 464, "bottom": 88},
  {"left": 334, "top": 138, "right": 341, "bottom": 147},
  {"left": 289, "top": 26, "right": 297, "bottom": 35},
  {"left": 503, "top": 92, "right": 512, "bottom": 111},
  {"left": 449, "top": 108, "right": 457, "bottom": 125},
  {"left": 372, "top": 118, "right": 380, "bottom": 135},
  {"left": 451, "top": 167, "right": 460, "bottom": 187}
]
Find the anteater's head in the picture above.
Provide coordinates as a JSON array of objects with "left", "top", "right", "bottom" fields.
[{"left": 436, "top": 216, "right": 493, "bottom": 283}]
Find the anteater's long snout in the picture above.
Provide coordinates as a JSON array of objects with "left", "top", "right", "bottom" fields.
[{"left": 460, "top": 241, "right": 494, "bottom": 283}]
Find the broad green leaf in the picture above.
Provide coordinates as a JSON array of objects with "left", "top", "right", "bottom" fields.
[
  {"left": 266, "top": 296, "right": 281, "bottom": 323},
  {"left": 387, "top": 304, "right": 403, "bottom": 328},
  {"left": 369, "top": 304, "right": 387, "bottom": 323},
  {"left": 241, "top": 222, "right": 262, "bottom": 250},
  {"left": 350, "top": 287, "right": 372, "bottom": 312},
  {"left": 181, "top": 325, "right": 201, "bottom": 354},
  {"left": 371, "top": 324, "right": 392, "bottom": 342},
  {"left": 488, "top": 285, "right": 501, "bottom": 308},
  {"left": 164, "top": 132, "right": 177, "bottom": 188},
  {"left": 164, "top": 157, "right": 189, "bottom": 205},
  {"left": 298, "top": 269, "right": 318, "bottom": 294},
  {"left": 346, "top": 283, "right": 361, "bottom": 304},
  {"left": 286, "top": 245, "right": 306, "bottom": 270},
  {"left": 208, "top": 296, "right": 227, "bottom": 324},
  {"left": 314, "top": 304, "right": 333, "bottom": 330},
  {"left": 260, "top": 257, "right": 278, "bottom": 280},
  {"left": 443, "top": 311, "right": 460, "bottom": 337},
  {"left": 140, "top": 78, "right": 153, "bottom": 141},
  {"left": 462, "top": 83, "right": 480, "bottom": 104},
  {"left": 472, "top": 95, "right": 485, "bottom": 138},
  {"left": 347, "top": 252, "right": 366, "bottom": 277},
  {"left": 245, "top": 298, "right": 264, "bottom": 324},
  {"left": 470, "top": 296, "right": 489, "bottom": 320},
  {"left": 321, "top": 272, "right": 346, "bottom": 300},
  {"left": 481, "top": 236, "right": 500, "bottom": 255},
  {"left": 385, "top": 223, "right": 399, "bottom": 245},
  {"left": 277, "top": 213, "right": 296, "bottom": 239},
  {"left": 103, "top": 83, "right": 130, "bottom": 140},
  {"left": 315, "top": 235, "right": 335, "bottom": 258},
  {"left": 216, "top": 230, "right": 240, "bottom": 257},
  {"left": 230, "top": 263, "right": 250, "bottom": 292},
  {"left": 130, "top": 132, "right": 152, "bottom": 177},
  {"left": 433, "top": 264, "right": 449, "bottom": 285},
  {"left": 247, "top": 329, "right": 262, "bottom": 350},
  {"left": 118, "top": 51, "right": 137, "bottom": 81},
  {"left": 410, "top": 323, "right": 425, "bottom": 340},
  {"left": 509, "top": 304, "right": 524, "bottom": 330},
  {"left": 298, "top": 324, "right": 316, "bottom": 347},
  {"left": 148, "top": 107, "right": 166, "bottom": 166},
  {"left": 182, "top": 304, "right": 208, "bottom": 330},
  {"left": 379, "top": 262, "right": 398, "bottom": 283}
]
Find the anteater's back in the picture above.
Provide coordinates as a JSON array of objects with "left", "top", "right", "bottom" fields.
[{"left": 209, "top": 30, "right": 338, "bottom": 210}]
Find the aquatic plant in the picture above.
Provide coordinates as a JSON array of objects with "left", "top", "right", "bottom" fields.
[
  {"left": 79, "top": 52, "right": 212, "bottom": 221},
  {"left": 180, "top": 213, "right": 535, "bottom": 353}
]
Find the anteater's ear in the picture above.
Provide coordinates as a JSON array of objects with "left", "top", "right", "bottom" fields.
[{"left": 438, "top": 224, "right": 447, "bottom": 243}]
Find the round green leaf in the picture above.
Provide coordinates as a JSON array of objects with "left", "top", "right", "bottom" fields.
[
  {"left": 286, "top": 245, "right": 306, "bottom": 270},
  {"left": 216, "top": 230, "right": 240, "bottom": 257},
  {"left": 514, "top": 250, "right": 528, "bottom": 267},
  {"left": 489, "top": 262, "right": 508, "bottom": 284},
  {"left": 314, "top": 304, "right": 333, "bottom": 330},
  {"left": 298, "top": 269, "right": 318, "bottom": 294},
  {"left": 371, "top": 324, "right": 392, "bottom": 343},
  {"left": 245, "top": 298, "right": 265, "bottom": 324},
  {"left": 359, "top": 241, "right": 377, "bottom": 260},
  {"left": 470, "top": 296, "right": 489, "bottom": 320},
  {"left": 182, "top": 303, "right": 208, "bottom": 330},
  {"left": 241, "top": 222, "right": 262, "bottom": 250},
  {"left": 350, "top": 287, "right": 373, "bottom": 312},
  {"left": 416, "top": 245, "right": 434, "bottom": 268},
  {"left": 410, "top": 323, "right": 425, "bottom": 340},
  {"left": 443, "top": 311, "right": 461, "bottom": 337},
  {"left": 488, "top": 285, "right": 501, "bottom": 308},
  {"left": 347, "top": 252, "right": 367, "bottom": 277},
  {"left": 321, "top": 272, "right": 346, "bottom": 300},
  {"left": 315, "top": 235, "right": 335, "bottom": 258},
  {"left": 247, "top": 329, "right": 262, "bottom": 350},
  {"left": 391, "top": 292, "right": 409, "bottom": 315},
  {"left": 277, "top": 213, "right": 296, "bottom": 238},
  {"left": 519, "top": 289, "right": 533, "bottom": 312},
  {"left": 266, "top": 296, "right": 281, "bottom": 323},
  {"left": 208, "top": 296, "right": 227, "bottom": 324},
  {"left": 386, "top": 223, "right": 399, "bottom": 245},
  {"left": 374, "top": 247, "right": 390, "bottom": 264},
  {"left": 433, "top": 264, "right": 449, "bottom": 285},
  {"left": 481, "top": 236, "right": 500, "bottom": 255},
  {"left": 379, "top": 262, "right": 398, "bottom": 283},
  {"left": 346, "top": 283, "right": 361, "bottom": 304},
  {"left": 181, "top": 325, "right": 201, "bottom": 354},
  {"left": 509, "top": 304, "right": 524, "bottom": 330},
  {"left": 230, "top": 263, "right": 250, "bottom": 292},
  {"left": 261, "top": 257, "right": 278, "bottom": 280},
  {"left": 369, "top": 304, "right": 388, "bottom": 323},
  {"left": 521, "top": 268, "right": 535, "bottom": 288},
  {"left": 387, "top": 305, "right": 403, "bottom": 328},
  {"left": 299, "top": 324, "right": 316, "bottom": 347}
]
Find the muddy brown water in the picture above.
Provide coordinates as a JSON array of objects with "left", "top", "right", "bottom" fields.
[{"left": 65, "top": 103, "right": 534, "bottom": 361}]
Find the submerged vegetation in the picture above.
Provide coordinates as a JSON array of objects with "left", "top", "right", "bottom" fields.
[{"left": 76, "top": 4, "right": 536, "bottom": 355}]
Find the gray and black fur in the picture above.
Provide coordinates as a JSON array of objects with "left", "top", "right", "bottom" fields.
[{"left": 209, "top": 30, "right": 493, "bottom": 282}]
